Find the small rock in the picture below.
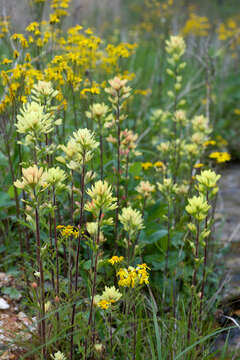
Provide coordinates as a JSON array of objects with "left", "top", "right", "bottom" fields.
[
  {"left": 0, "top": 298, "right": 9, "bottom": 310},
  {"left": 17, "top": 312, "right": 27, "bottom": 321}
]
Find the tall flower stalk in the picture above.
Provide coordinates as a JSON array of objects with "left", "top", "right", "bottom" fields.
[
  {"left": 86, "top": 103, "right": 109, "bottom": 180},
  {"left": 105, "top": 77, "right": 131, "bottom": 242},
  {"left": 61, "top": 128, "right": 99, "bottom": 360},
  {"left": 14, "top": 165, "right": 47, "bottom": 357},
  {"left": 195, "top": 170, "right": 221, "bottom": 323},
  {"left": 42, "top": 166, "right": 66, "bottom": 330},
  {"left": 185, "top": 193, "right": 211, "bottom": 342},
  {"left": 85, "top": 180, "right": 117, "bottom": 352}
]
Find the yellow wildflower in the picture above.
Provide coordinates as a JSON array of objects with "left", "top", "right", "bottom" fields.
[
  {"left": 209, "top": 152, "right": 231, "bottom": 163},
  {"left": 57, "top": 225, "right": 79, "bottom": 238},
  {"left": 2, "top": 58, "right": 13, "bottom": 65},
  {"left": 136, "top": 263, "right": 151, "bottom": 285},
  {"left": 194, "top": 163, "right": 204, "bottom": 169},
  {"left": 141, "top": 162, "right": 153, "bottom": 170},
  {"left": 108, "top": 256, "right": 124, "bottom": 265},
  {"left": 97, "top": 299, "right": 111, "bottom": 310},
  {"left": 234, "top": 109, "right": 240, "bottom": 115},
  {"left": 96, "top": 286, "right": 122, "bottom": 309},
  {"left": 117, "top": 264, "right": 150, "bottom": 288},
  {"left": 203, "top": 140, "right": 216, "bottom": 147},
  {"left": 154, "top": 161, "right": 164, "bottom": 168}
]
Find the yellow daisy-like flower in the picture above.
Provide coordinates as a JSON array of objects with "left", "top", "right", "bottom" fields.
[
  {"left": 117, "top": 264, "right": 150, "bottom": 288},
  {"left": 203, "top": 140, "right": 216, "bottom": 147},
  {"left": 194, "top": 163, "right": 204, "bottom": 169},
  {"left": 2, "top": 58, "right": 13, "bottom": 65},
  {"left": 154, "top": 161, "right": 164, "bottom": 168},
  {"left": 141, "top": 162, "right": 153, "bottom": 170},
  {"left": 209, "top": 152, "right": 231, "bottom": 163},
  {"left": 108, "top": 256, "right": 124, "bottom": 265},
  {"left": 97, "top": 299, "right": 112, "bottom": 310},
  {"left": 56, "top": 225, "right": 79, "bottom": 238},
  {"left": 136, "top": 263, "right": 151, "bottom": 285},
  {"left": 96, "top": 286, "right": 122, "bottom": 310}
]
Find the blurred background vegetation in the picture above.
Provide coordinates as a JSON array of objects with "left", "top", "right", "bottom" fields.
[{"left": 1, "top": 0, "right": 240, "bottom": 162}]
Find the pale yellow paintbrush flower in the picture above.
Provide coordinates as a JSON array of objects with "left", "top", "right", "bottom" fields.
[
  {"left": 165, "top": 36, "right": 186, "bottom": 57},
  {"left": 16, "top": 102, "right": 56, "bottom": 136},
  {"left": 136, "top": 180, "right": 155, "bottom": 197},
  {"left": 32, "top": 80, "right": 59, "bottom": 97},
  {"left": 14, "top": 165, "right": 44, "bottom": 189},
  {"left": 72, "top": 128, "right": 99, "bottom": 154},
  {"left": 85, "top": 180, "right": 117, "bottom": 213},
  {"left": 86, "top": 102, "right": 109, "bottom": 119},
  {"left": 119, "top": 206, "right": 144, "bottom": 234},
  {"left": 186, "top": 195, "right": 210, "bottom": 221},
  {"left": 50, "top": 351, "right": 66, "bottom": 360},
  {"left": 196, "top": 169, "right": 221, "bottom": 190},
  {"left": 42, "top": 167, "right": 66, "bottom": 190}
]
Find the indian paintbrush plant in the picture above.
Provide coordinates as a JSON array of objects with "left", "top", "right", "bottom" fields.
[{"left": 0, "top": 4, "right": 230, "bottom": 358}]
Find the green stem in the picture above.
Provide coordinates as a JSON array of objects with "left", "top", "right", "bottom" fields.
[
  {"left": 53, "top": 187, "right": 60, "bottom": 330},
  {"left": 35, "top": 204, "right": 46, "bottom": 358},
  {"left": 114, "top": 93, "right": 121, "bottom": 243},
  {"left": 70, "top": 155, "right": 86, "bottom": 360}
]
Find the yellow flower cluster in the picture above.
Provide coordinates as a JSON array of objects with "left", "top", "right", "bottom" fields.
[
  {"left": 203, "top": 140, "right": 216, "bottom": 147},
  {"left": 0, "top": 10, "right": 136, "bottom": 115},
  {"left": 218, "top": 18, "right": 238, "bottom": 41},
  {"left": 209, "top": 152, "right": 231, "bottom": 163},
  {"left": 217, "top": 17, "right": 240, "bottom": 56},
  {"left": 182, "top": 13, "right": 210, "bottom": 37},
  {"left": 0, "top": 19, "right": 9, "bottom": 39},
  {"left": 141, "top": 161, "right": 164, "bottom": 171},
  {"left": 50, "top": 0, "right": 70, "bottom": 23},
  {"left": 131, "top": 0, "right": 173, "bottom": 39},
  {"left": 56, "top": 225, "right": 79, "bottom": 238},
  {"left": 117, "top": 264, "right": 150, "bottom": 288},
  {"left": 108, "top": 256, "right": 124, "bottom": 265},
  {"left": 95, "top": 286, "right": 122, "bottom": 310}
]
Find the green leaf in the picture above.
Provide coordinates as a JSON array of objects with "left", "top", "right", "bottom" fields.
[
  {"left": 144, "top": 254, "right": 164, "bottom": 270},
  {"left": 146, "top": 200, "right": 167, "bottom": 222},
  {"left": 0, "top": 191, "right": 14, "bottom": 208},
  {"left": 141, "top": 229, "right": 168, "bottom": 245},
  {"left": 129, "top": 162, "right": 142, "bottom": 176},
  {"left": 83, "top": 260, "right": 91, "bottom": 270},
  {"left": 0, "top": 245, "right": 6, "bottom": 253},
  {"left": 8, "top": 185, "right": 21, "bottom": 199},
  {"left": 2, "top": 286, "right": 22, "bottom": 300},
  {"left": 149, "top": 290, "right": 162, "bottom": 360}
]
